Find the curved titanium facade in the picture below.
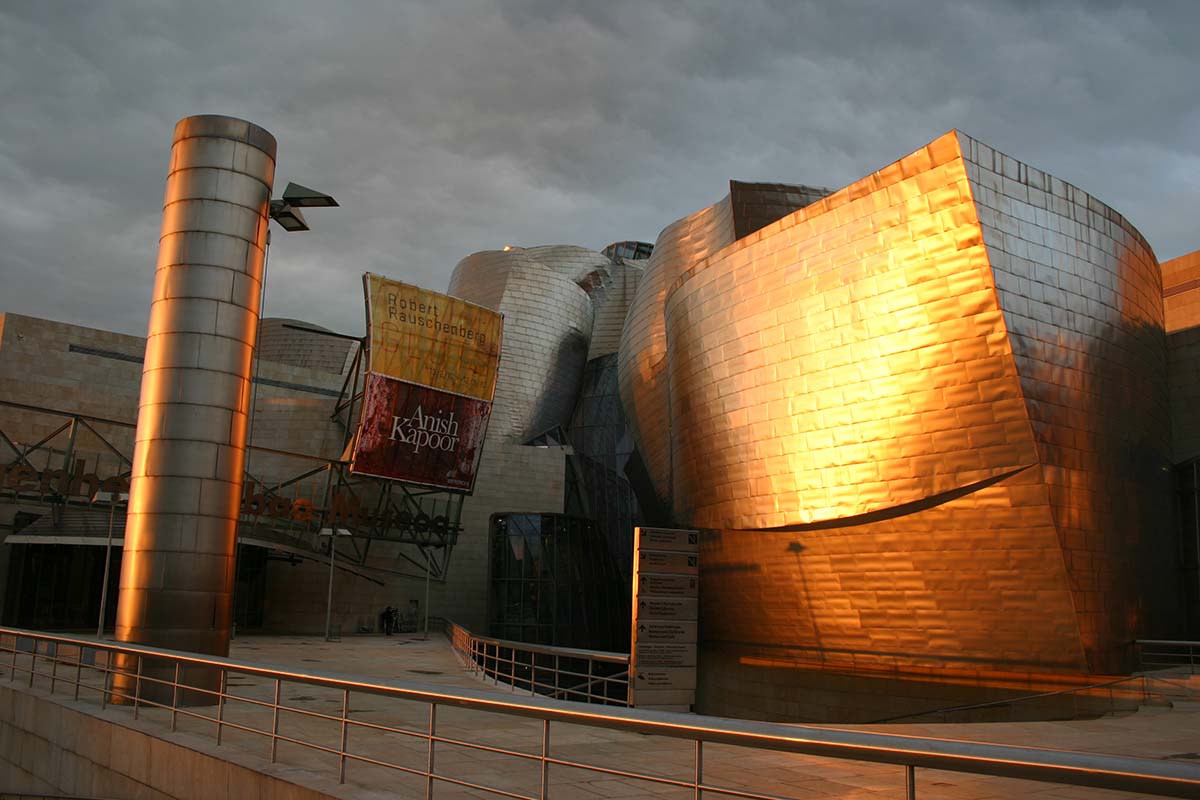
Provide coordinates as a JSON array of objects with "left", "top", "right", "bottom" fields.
[
  {"left": 619, "top": 131, "right": 1173, "bottom": 717},
  {"left": 448, "top": 247, "right": 598, "bottom": 442},
  {"left": 618, "top": 198, "right": 736, "bottom": 506},
  {"left": 619, "top": 182, "right": 831, "bottom": 510},
  {"left": 116, "top": 116, "right": 276, "bottom": 659}
]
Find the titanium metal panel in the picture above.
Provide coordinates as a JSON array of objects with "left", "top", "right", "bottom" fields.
[
  {"left": 959, "top": 131, "right": 1173, "bottom": 673},
  {"left": 448, "top": 247, "right": 596, "bottom": 443},
  {"left": 618, "top": 197, "right": 736, "bottom": 506},
  {"left": 619, "top": 130, "right": 1173, "bottom": 705},
  {"left": 618, "top": 181, "right": 829, "bottom": 510}
]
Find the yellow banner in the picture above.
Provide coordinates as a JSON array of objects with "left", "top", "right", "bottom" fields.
[{"left": 364, "top": 274, "right": 503, "bottom": 401}]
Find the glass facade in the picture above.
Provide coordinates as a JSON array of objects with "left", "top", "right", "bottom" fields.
[
  {"left": 487, "top": 513, "right": 628, "bottom": 651},
  {"left": 602, "top": 240, "right": 654, "bottom": 262},
  {"left": 565, "top": 354, "right": 643, "bottom": 576},
  {"left": 1174, "top": 460, "right": 1200, "bottom": 637}
]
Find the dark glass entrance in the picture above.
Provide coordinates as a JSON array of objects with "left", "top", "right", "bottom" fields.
[{"left": 487, "top": 513, "right": 628, "bottom": 651}]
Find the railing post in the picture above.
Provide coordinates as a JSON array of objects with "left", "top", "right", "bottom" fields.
[
  {"left": 8, "top": 638, "right": 16, "bottom": 682},
  {"left": 587, "top": 659, "right": 594, "bottom": 703},
  {"left": 50, "top": 649, "right": 58, "bottom": 695},
  {"left": 540, "top": 719, "right": 550, "bottom": 800},
  {"left": 74, "top": 650, "right": 82, "bottom": 702},
  {"left": 28, "top": 643, "right": 36, "bottom": 688},
  {"left": 270, "top": 679, "right": 281, "bottom": 762},
  {"left": 101, "top": 653, "right": 109, "bottom": 710},
  {"left": 339, "top": 688, "right": 349, "bottom": 784},
  {"left": 216, "top": 669, "right": 226, "bottom": 745},
  {"left": 133, "top": 656, "right": 143, "bottom": 719},
  {"left": 171, "top": 662, "right": 181, "bottom": 732},
  {"left": 906, "top": 764, "right": 916, "bottom": 799},
  {"left": 426, "top": 703, "right": 437, "bottom": 800},
  {"left": 694, "top": 739, "right": 703, "bottom": 800}
]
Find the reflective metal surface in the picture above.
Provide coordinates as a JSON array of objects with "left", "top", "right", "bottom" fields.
[
  {"left": 115, "top": 116, "right": 276, "bottom": 661},
  {"left": 448, "top": 246, "right": 603, "bottom": 442},
  {"left": 618, "top": 182, "right": 830, "bottom": 508},
  {"left": 618, "top": 132, "right": 1173, "bottom": 708},
  {"left": 618, "top": 195, "right": 736, "bottom": 506}
]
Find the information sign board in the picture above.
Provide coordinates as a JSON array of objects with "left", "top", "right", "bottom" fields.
[
  {"left": 638, "top": 528, "right": 699, "bottom": 551},
  {"left": 639, "top": 574, "right": 698, "bottom": 598},
  {"left": 633, "top": 667, "right": 697, "bottom": 691},
  {"left": 629, "top": 526, "right": 700, "bottom": 710},
  {"left": 637, "top": 550, "right": 699, "bottom": 575},
  {"left": 635, "top": 597, "right": 698, "bottom": 620},
  {"left": 633, "top": 642, "right": 697, "bottom": 668}
]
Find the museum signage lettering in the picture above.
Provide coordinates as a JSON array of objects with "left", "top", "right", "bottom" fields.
[
  {"left": 0, "top": 462, "right": 451, "bottom": 533},
  {"left": 350, "top": 374, "right": 490, "bottom": 491},
  {"left": 352, "top": 274, "right": 502, "bottom": 492},
  {"left": 0, "top": 459, "right": 130, "bottom": 497}
]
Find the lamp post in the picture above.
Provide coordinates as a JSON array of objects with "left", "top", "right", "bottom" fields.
[
  {"left": 422, "top": 549, "right": 432, "bottom": 640},
  {"left": 268, "top": 181, "right": 340, "bottom": 232},
  {"left": 228, "top": 180, "right": 340, "bottom": 637},
  {"left": 92, "top": 489, "right": 128, "bottom": 639},
  {"left": 319, "top": 527, "right": 352, "bottom": 641}
]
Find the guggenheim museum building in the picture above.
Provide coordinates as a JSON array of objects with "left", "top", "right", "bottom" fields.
[{"left": 2, "top": 123, "right": 1199, "bottom": 722}]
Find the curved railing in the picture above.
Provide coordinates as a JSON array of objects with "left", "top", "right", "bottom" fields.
[
  {"left": 445, "top": 619, "right": 629, "bottom": 704},
  {"left": 1138, "top": 639, "right": 1200, "bottom": 673},
  {"left": 2, "top": 626, "right": 1200, "bottom": 799}
]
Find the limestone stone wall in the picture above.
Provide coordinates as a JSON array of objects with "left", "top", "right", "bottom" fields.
[{"left": 0, "top": 683, "right": 336, "bottom": 800}]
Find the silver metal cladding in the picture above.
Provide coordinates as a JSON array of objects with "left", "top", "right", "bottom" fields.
[{"left": 114, "top": 116, "right": 276, "bottom": 682}]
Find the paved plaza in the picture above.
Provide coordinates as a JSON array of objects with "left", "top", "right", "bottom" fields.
[{"left": 9, "top": 633, "right": 1195, "bottom": 800}]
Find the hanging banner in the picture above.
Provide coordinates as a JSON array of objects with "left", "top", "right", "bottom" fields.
[
  {"left": 364, "top": 273, "right": 503, "bottom": 401},
  {"left": 351, "top": 373, "right": 491, "bottom": 491},
  {"left": 351, "top": 274, "right": 503, "bottom": 493}
]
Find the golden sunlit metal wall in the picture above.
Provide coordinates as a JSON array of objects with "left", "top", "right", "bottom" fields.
[
  {"left": 618, "top": 182, "right": 830, "bottom": 509},
  {"left": 618, "top": 131, "right": 1175, "bottom": 716}
]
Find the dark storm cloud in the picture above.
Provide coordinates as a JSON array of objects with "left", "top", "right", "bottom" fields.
[{"left": 1, "top": 0, "right": 1197, "bottom": 337}]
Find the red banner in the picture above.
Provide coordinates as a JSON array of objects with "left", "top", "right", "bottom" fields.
[{"left": 351, "top": 373, "right": 491, "bottom": 491}]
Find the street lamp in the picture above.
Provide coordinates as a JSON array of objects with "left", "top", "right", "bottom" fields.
[
  {"left": 228, "top": 180, "right": 339, "bottom": 637},
  {"left": 268, "top": 182, "right": 338, "bottom": 233},
  {"left": 319, "top": 527, "right": 352, "bottom": 641},
  {"left": 281, "top": 182, "right": 339, "bottom": 208},
  {"left": 91, "top": 489, "right": 129, "bottom": 639}
]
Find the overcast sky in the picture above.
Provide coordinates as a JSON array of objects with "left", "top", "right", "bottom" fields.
[{"left": 2, "top": 0, "right": 1197, "bottom": 337}]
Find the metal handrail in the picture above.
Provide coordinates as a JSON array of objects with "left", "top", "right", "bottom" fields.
[
  {"left": 2, "top": 627, "right": 1200, "bottom": 799},
  {"left": 446, "top": 620, "right": 629, "bottom": 704},
  {"left": 869, "top": 673, "right": 1150, "bottom": 724},
  {"left": 1136, "top": 639, "right": 1200, "bottom": 673},
  {"left": 448, "top": 622, "right": 630, "bottom": 664}
]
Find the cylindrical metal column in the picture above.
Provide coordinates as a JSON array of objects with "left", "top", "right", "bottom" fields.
[{"left": 114, "top": 115, "right": 275, "bottom": 700}]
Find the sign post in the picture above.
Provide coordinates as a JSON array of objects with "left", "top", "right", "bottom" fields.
[{"left": 629, "top": 527, "right": 700, "bottom": 711}]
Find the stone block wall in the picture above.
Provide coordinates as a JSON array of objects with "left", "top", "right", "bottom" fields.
[{"left": 0, "top": 683, "right": 336, "bottom": 800}]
